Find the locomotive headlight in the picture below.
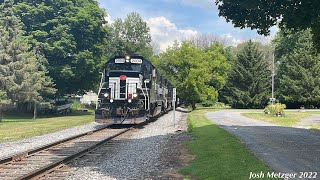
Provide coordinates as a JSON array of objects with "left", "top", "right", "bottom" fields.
[
  {"left": 128, "top": 99, "right": 132, "bottom": 103},
  {"left": 110, "top": 99, "right": 114, "bottom": 103},
  {"left": 133, "top": 93, "right": 138, "bottom": 98},
  {"left": 125, "top": 55, "right": 130, "bottom": 62},
  {"left": 104, "top": 93, "right": 109, "bottom": 98}
]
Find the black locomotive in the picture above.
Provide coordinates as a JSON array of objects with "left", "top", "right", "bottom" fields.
[{"left": 95, "top": 55, "right": 174, "bottom": 124}]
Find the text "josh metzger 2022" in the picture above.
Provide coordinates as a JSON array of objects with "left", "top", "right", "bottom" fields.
[{"left": 249, "top": 171, "right": 318, "bottom": 180}]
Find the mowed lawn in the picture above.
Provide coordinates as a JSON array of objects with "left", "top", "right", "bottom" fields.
[
  {"left": 0, "top": 111, "right": 94, "bottom": 142},
  {"left": 181, "top": 108, "right": 275, "bottom": 180},
  {"left": 242, "top": 111, "right": 320, "bottom": 129}
]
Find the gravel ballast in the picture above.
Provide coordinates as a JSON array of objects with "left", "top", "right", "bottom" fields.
[
  {"left": 66, "top": 108, "right": 188, "bottom": 180},
  {"left": 0, "top": 123, "right": 109, "bottom": 159}
]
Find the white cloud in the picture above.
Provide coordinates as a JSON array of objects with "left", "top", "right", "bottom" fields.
[
  {"left": 221, "top": 33, "right": 244, "bottom": 46},
  {"left": 147, "top": 16, "right": 198, "bottom": 53},
  {"left": 105, "top": 14, "right": 114, "bottom": 25}
]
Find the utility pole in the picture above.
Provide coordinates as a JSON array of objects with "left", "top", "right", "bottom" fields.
[
  {"left": 173, "top": 88, "right": 176, "bottom": 127},
  {"left": 271, "top": 52, "right": 275, "bottom": 105}
]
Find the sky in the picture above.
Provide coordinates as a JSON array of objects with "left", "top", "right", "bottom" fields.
[{"left": 98, "top": 0, "right": 278, "bottom": 53}]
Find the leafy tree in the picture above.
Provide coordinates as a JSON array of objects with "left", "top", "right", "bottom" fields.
[
  {"left": 153, "top": 41, "right": 229, "bottom": 109},
  {"left": 215, "top": 0, "right": 320, "bottom": 49},
  {"left": 0, "top": 0, "right": 55, "bottom": 118},
  {"left": 205, "top": 43, "right": 231, "bottom": 91},
  {"left": 222, "top": 40, "right": 270, "bottom": 108},
  {"left": 11, "top": 0, "right": 110, "bottom": 95},
  {"left": 109, "top": 12, "right": 153, "bottom": 58},
  {"left": 0, "top": 90, "right": 10, "bottom": 121},
  {"left": 274, "top": 29, "right": 320, "bottom": 108}
]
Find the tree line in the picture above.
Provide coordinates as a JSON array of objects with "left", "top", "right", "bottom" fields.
[
  {"left": 0, "top": 0, "right": 154, "bottom": 119},
  {"left": 1, "top": 0, "right": 320, "bottom": 120}
]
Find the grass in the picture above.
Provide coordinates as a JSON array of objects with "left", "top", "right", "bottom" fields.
[
  {"left": 242, "top": 111, "right": 320, "bottom": 128},
  {"left": 311, "top": 124, "right": 320, "bottom": 129},
  {"left": 181, "top": 108, "right": 275, "bottom": 180},
  {"left": 0, "top": 111, "right": 94, "bottom": 142}
]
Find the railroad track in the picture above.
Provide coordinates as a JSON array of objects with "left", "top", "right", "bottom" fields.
[{"left": 0, "top": 124, "right": 137, "bottom": 180}]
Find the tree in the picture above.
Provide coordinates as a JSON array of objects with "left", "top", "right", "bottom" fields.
[
  {"left": 215, "top": 0, "right": 320, "bottom": 49},
  {"left": 109, "top": 12, "right": 153, "bottom": 58},
  {"left": 153, "top": 41, "right": 230, "bottom": 109},
  {"left": 0, "top": 0, "right": 55, "bottom": 118},
  {"left": 0, "top": 90, "right": 10, "bottom": 121},
  {"left": 12, "top": 0, "right": 110, "bottom": 95},
  {"left": 273, "top": 29, "right": 320, "bottom": 108},
  {"left": 222, "top": 40, "right": 270, "bottom": 108}
]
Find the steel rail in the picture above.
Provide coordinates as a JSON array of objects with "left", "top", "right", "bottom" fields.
[
  {"left": 16, "top": 128, "right": 131, "bottom": 180},
  {"left": 0, "top": 124, "right": 112, "bottom": 165}
]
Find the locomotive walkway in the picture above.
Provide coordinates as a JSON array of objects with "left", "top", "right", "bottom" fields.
[{"left": 206, "top": 110, "right": 320, "bottom": 174}]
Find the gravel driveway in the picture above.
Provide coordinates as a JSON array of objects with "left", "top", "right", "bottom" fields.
[{"left": 206, "top": 110, "right": 320, "bottom": 174}]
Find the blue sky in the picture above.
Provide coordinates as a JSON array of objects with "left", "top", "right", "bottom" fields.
[{"left": 98, "top": 0, "right": 277, "bottom": 52}]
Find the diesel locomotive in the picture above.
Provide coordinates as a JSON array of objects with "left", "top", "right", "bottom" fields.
[{"left": 95, "top": 55, "right": 174, "bottom": 124}]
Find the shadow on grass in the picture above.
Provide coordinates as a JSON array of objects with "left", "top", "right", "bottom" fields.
[
  {"left": 1, "top": 110, "right": 93, "bottom": 123},
  {"left": 40, "top": 110, "right": 93, "bottom": 118}
]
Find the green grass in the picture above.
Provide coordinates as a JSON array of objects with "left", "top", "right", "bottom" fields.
[
  {"left": 311, "top": 124, "right": 320, "bottom": 129},
  {"left": 181, "top": 108, "right": 275, "bottom": 180},
  {"left": 242, "top": 111, "right": 320, "bottom": 128},
  {"left": 0, "top": 111, "right": 94, "bottom": 142}
]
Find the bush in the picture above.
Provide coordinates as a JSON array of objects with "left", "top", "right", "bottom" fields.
[
  {"left": 71, "top": 101, "right": 85, "bottom": 110},
  {"left": 264, "top": 103, "right": 286, "bottom": 116},
  {"left": 213, "top": 102, "right": 230, "bottom": 108},
  {"left": 201, "top": 100, "right": 215, "bottom": 107},
  {"left": 83, "top": 103, "right": 96, "bottom": 110},
  {"left": 200, "top": 101, "right": 230, "bottom": 108}
]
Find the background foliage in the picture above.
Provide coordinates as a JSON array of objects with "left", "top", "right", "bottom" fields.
[
  {"left": 0, "top": 0, "right": 55, "bottom": 117},
  {"left": 108, "top": 12, "right": 153, "bottom": 59},
  {"left": 12, "top": 0, "right": 109, "bottom": 95},
  {"left": 153, "top": 41, "right": 230, "bottom": 109},
  {"left": 221, "top": 40, "right": 271, "bottom": 108},
  {"left": 274, "top": 29, "right": 320, "bottom": 108}
]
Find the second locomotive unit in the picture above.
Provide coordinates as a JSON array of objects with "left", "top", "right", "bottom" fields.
[{"left": 95, "top": 55, "right": 174, "bottom": 124}]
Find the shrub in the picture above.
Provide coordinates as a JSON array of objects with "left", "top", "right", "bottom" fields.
[
  {"left": 201, "top": 101, "right": 230, "bottom": 108},
  {"left": 264, "top": 103, "right": 286, "bottom": 116},
  {"left": 213, "top": 102, "right": 230, "bottom": 108},
  {"left": 201, "top": 100, "right": 215, "bottom": 107},
  {"left": 71, "top": 101, "right": 85, "bottom": 110},
  {"left": 83, "top": 102, "right": 96, "bottom": 110}
]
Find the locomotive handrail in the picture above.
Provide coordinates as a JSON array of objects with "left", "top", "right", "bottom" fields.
[
  {"left": 144, "top": 80, "right": 150, "bottom": 111},
  {"left": 140, "top": 83, "right": 147, "bottom": 110},
  {"left": 97, "top": 72, "right": 105, "bottom": 109}
]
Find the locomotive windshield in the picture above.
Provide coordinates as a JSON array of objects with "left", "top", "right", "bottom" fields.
[{"left": 107, "top": 62, "right": 142, "bottom": 72}]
